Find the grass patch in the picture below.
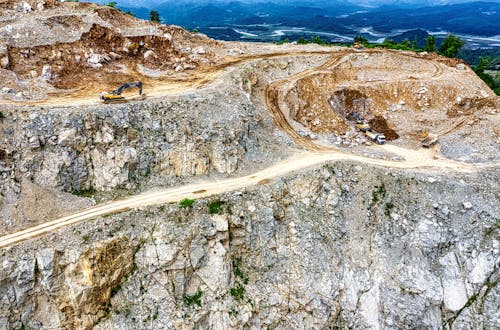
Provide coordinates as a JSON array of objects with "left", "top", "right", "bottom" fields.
[
  {"left": 183, "top": 290, "right": 202, "bottom": 307},
  {"left": 72, "top": 188, "right": 95, "bottom": 198},
  {"left": 209, "top": 200, "right": 223, "bottom": 214},
  {"left": 384, "top": 202, "right": 394, "bottom": 217},
  {"left": 228, "top": 307, "right": 239, "bottom": 317},
  {"left": 371, "top": 184, "right": 387, "bottom": 205},
  {"left": 230, "top": 285, "right": 245, "bottom": 301},
  {"left": 179, "top": 198, "right": 195, "bottom": 209},
  {"left": 82, "top": 234, "right": 90, "bottom": 243},
  {"left": 232, "top": 257, "right": 249, "bottom": 284}
]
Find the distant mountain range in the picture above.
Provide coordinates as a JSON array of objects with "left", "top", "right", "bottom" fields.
[{"left": 96, "top": 1, "right": 500, "bottom": 49}]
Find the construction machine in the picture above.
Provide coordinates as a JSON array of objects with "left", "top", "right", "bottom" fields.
[
  {"left": 347, "top": 112, "right": 386, "bottom": 144},
  {"left": 348, "top": 112, "right": 371, "bottom": 132},
  {"left": 421, "top": 133, "right": 438, "bottom": 148},
  {"left": 99, "top": 81, "right": 143, "bottom": 104},
  {"left": 365, "top": 130, "right": 386, "bottom": 145},
  {"left": 353, "top": 42, "right": 364, "bottom": 50}
]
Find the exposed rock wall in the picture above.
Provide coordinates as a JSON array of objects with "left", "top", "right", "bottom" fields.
[
  {"left": 0, "top": 90, "right": 268, "bottom": 232},
  {"left": 1, "top": 162, "right": 497, "bottom": 329}
]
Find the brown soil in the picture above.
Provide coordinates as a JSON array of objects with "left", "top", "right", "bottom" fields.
[
  {"left": 369, "top": 115, "right": 400, "bottom": 140},
  {"left": 267, "top": 50, "right": 498, "bottom": 147},
  {"left": 447, "top": 97, "right": 497, "bottom": 117},
  {"left": 7, "top": 21, "right": 212, "bottom": 91}
]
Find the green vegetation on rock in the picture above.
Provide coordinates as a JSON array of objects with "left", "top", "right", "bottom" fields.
[
  {"left": 179, "top": 198, "right": 195, "bottom": 209},
  {"left": 183, "top": 290, "right": 203, "bottom": 307}
]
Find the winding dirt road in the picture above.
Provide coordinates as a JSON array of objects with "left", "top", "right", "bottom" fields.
[
  {"left": 0, "top": 50, "right": 340, "bottom": 107},
  {"left": 0, "top": 146, "right": 494, "bottom": 248},
  {"left": 0, "top": 49, "right": 497, "bottom": 248}
]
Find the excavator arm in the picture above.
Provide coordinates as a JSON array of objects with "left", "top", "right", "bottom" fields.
[
  {"left": 112, "top": 81, "right": 143, "bottom": 96},
  {"left": 100, "top": 81, "right": 143, "bottom": 103}
]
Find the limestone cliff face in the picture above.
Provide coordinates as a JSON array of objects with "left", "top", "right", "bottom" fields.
[
  {"left": 0, "top": 90, "right": 269, "bottom": 233},
  {"left": 1, "top": 163, "right": 497, "bottom": 329}
]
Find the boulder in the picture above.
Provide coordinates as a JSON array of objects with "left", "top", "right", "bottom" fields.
[
  {"left": 21, "top": 2, "right": 32, "bottom": 13},
  {"left": 143, "top": 50, "right": 156, "bottom": 60},
  {"left": 0, "top": 56, "right": 9, "bottom": 69},
  {"left": 41, "top": 64, "right": 54, "bottom": 81},
  {"left": 163, "top": 33, "right": 172, "bottom": 42},
  {"left": 87, "top": 53, "right": 105, "bottom": 64},
  {"left": 108, "top": 52, "right": 122, "bottom": 60},
  {"left": 36, "top": 1, "right": 45, "bottom": 11},
  {"left": 193, "top": 46, "right": 206, "bottom": 55}
]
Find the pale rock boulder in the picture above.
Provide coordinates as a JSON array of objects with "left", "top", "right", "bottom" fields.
[
  {"left": 57, "top": 127, "right": 77, "bottom": 146},
  {"left": 0, "top": 56, "right": 8, "bottom": 69},
  {"left": 0, "top": 43, "right": 9, "bottom": 69},
  {"left": 143, "top": 50, "right": 156, "bottom": 60},
  {"left": 193, "top": 46, "right": 206, "bottom": 55},
  {"left": 41, "top": 64, "right": 54, "bottom": 81},
  {"left": 196, "top": 242, "right": 230, "bottom": 292},
  {"left": 166, "top": 143, "right": 208, "bottom": 176},
  {"left": 21, "top": 2, "right": 32, "bottom": 13},
  {"left": 90, "top": 146, "right": 137, "bottom": 191},
  {"left": 210, "top": 138, "right": 240, "bottom": 174},
  {"left": 439, "top": 252, "right": 468, "bottom": 312},
  {"left": 34, "top": 151, "right": 72, "bottom": 188},
  {"left": 163, "top": 33, "right": 172, "bottom": 42}
]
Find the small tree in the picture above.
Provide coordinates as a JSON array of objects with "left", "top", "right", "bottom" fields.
[
  {"left": 297, "top": 37, "right": 308, "bottom": 45},
  {"left": 354, "top": 35, "right": 368, "bottom": 45},
  {"left": 106, "top": 1, "right": 116, "bottom": 7},
  {"left": 425, "top": 35, "right": 436, "bottom": 52},
  {"left": 438, "top": 34, "right": 465, "bottom": 58},
  {"left": 401, "top": 38, "right": 411, "bottom": 49},
  {"left": 149, "top": 10, "right": 160, "bottom": 23},
  {"left": 311, "top": 36, "right": 322, "bottom": 45}
]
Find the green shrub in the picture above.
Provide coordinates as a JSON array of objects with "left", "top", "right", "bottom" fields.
[
  {"left": 297, "top": 38, "right": 309, "bottom": 45},
  {"left": 384, "top": 202, "right": 394, "bottom": 217},
  {"left": 228, "top": 307, "right": 239, "bottom": 317},
  {"left": 439, "top": 34, "right": 466, "bottom": 58},
  {"left": 354, "top": 35, "right": 368, "bottom": 45},
  {"left": 473, "top": 57, "right": 500, "bottom": 96},
  {"left": 183, "top": 290, "right": 202, "bottom": 307},
  {"left": 230, "top": 285, "right": 245, "bottom": 301},
  {"left": 72, "top": 188, "right": 95, "bottom": 198},
  {"left": 179, "top": 198, "right": 195, "bottom": 209},
  {"left": 425, "top": 35, "right": 437, "bottom": 52},
  {"left": 209, "top": 200, "right": 222, "bottom": 214},
  {"left": 149, "top": 10, "right": 160, "bottom": 23},
  {"left": 371, "top": 184, "right": 386, "bottom": 205},
  {"left": 106, "top": 1, "right": 117, "bottom": 7},
  {"left": 232, "top": 258, "right": 249, "bottom": 284}
]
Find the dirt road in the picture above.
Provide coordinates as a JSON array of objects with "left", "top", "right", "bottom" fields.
[
  {"left": 0, "top": 50, "right": 339, "bottom": 107},
  {"left": 0, "top": 146, "right": 494, "bottom": 248}
]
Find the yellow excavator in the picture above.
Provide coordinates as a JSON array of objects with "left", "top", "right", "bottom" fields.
[
  {"left": 348, "top": 112, "right": 371, "bottom": 132},
  {"left": 353, "top": 41, "right": 364, "bottom": 50},
  {"left": 99, "top": 81, "right": 143, "bottom": 104}
]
